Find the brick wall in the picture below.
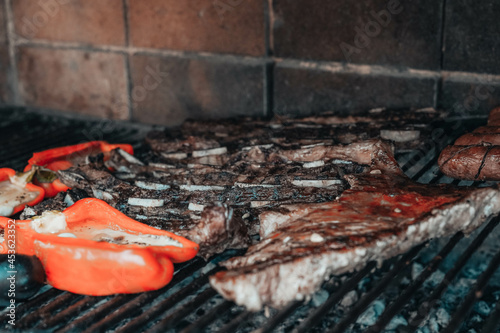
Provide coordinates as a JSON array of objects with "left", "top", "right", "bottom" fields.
[{"left": 0, "top": 0, "right": 499, "bottom": 125}]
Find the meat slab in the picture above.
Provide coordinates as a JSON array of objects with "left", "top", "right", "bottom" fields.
[
  {"left": 210, "top": 140, "right": 500, "bottom": 310},
  {"left": 439, "top": 107, "right": 500, "bottom": 180}
]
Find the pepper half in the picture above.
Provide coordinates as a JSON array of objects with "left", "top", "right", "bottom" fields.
[
  {"left": 24, "top": 141, "right": 134, "bottom": 197},
  {"left": 0, "top": 168, "right": 45, "bottom": 217},
  {"left": 0, "top": 198, "right": 199, "bottom": 295}
]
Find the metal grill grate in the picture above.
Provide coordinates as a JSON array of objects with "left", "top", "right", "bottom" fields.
[{"left": 1, "top": 108, "right": 500, "bottom": 333}]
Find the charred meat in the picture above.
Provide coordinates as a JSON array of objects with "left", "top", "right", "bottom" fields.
[
  {"left": 439, "top": 107, "right": 500, "bottom": 181},
  {"left": 209, "top": 140, "right": 500, "bottom": 310}
]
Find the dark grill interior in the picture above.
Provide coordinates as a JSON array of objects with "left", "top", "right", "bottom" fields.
[{"left": 1, "top": 108, "right": 500, "bottom": 333}]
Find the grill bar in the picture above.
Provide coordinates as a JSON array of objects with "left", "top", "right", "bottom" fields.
[
  {"left": 256, "top": 301, "right": 303, "bottom": 333},
  {"left": 442, "top": 222, "right": 500, "bottom": 333},
  {"left": 37, "top": 295, "right": 106, "bottom": 329},
  {"left": 56, "top": 294, "right": 136, "bottom": 333},
  {"left": 18, "top": 293, "right": 82, "bottom": 328},
  {"left": 327, "top": 243, "right": 426, "bottom": 333},
  {"left": 180, "top": 300, "right": 234, "bottom": 333},
  {"left": 75, "top": 258, "right": 208, "bottom": 333},
  {"left": 406, "top": 216, "right": 500, "bottom": 330},
  {"left": 482, "top": 298, "right": 500, "bottom": 333},
  {"left": 217, "top": 309, "right": 254, "bottom": 333},
  {"left": 294, "top": 261, "right": 377, "bottom": 333},
  {"left": 365, "top": 231, "right": 465, "bottom": 333},
  {"left": 145, "top": 288, "right": 218, "bottom": 333},
  {"left": 0, "top": 287, "right": 62, "bottom": 322},
  {"left": 114, "top": 265, "right": 221, "bottom": 333}
]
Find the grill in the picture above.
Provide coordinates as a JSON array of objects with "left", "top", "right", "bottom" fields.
[{"left": 1, "top": 107, "right": 500, "bottom": 333}]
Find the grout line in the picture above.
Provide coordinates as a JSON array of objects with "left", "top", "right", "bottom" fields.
[
  {"left": 264, "top": 62, "right": 274, "bottom": 118},
  {"left": 434, "top": 75, "right": 442, "bottom": 109},
  {"left": 275, "top": 58, "right": 441, "bottom": 79},
  {"left": 122, "top": 0, "right": 132, "bottom": 121},
  {"left": 4, "top": 0, "right": 20, "bottom": 104},
  {"left": 268, "top": 0, "right": 275, "bottom": 56},
  {"left": 434, "top": 0, "right": 447, "bottom": 111},
  {"left": 122, "top": 0, "right": 130, "bottom": 47},
  {"left": 435, "top": 0, "right": 447, "bottom": 111},
  {"left": 14, "top": 38, "right": 271, "bottom": 65},
  {"left": 262, "top": 0, "right": 273, "bottom": 117},
  {"left": 265, "top": 0, "right": 273, "bottom": 57},
  {"left": 439, "top": 0, "right": 448, "bottom": 70},
  {"left": 11, "top": 37, "right": 499, "bottom": 85},
  {"left": 441, "top": 70, "right": 500, "bottom": 83}
]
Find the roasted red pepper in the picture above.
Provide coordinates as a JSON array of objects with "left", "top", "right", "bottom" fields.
[
  {"left": 24, "top": 141, "right": 134, "bottom": 197},
  {"left": 0, "top": 198, "right": 199, "bottom": 295},
  {"left": 0, "top": 168, "right": 45, "bottom": 217}
]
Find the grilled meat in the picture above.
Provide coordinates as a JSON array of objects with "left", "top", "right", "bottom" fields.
[
  {"left": 210, "top": 140, "right": 500, "bottom": 310},
  {"left": 48, "top": 109, "right": 440, "bottom": 258},
  {"left": 56, "top": 158, "right": 250, "bottom": 259},
  {"left": 56, "top": 146, "right": 357, "bottom": 255},
  {"left": 146, "top": 108, "right": 444, "bottom": 156},
  {"left": 439, "top": 107, "right": 500, "bottom": 181}
]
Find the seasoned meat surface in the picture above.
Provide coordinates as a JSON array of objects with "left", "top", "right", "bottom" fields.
[
  {"left": 209, "top": 140, "right": 500, "bottom": 310},
  {"left": 56, "top": 159, "right": 250, "bottom": 259},
  {"left": 46, "top": 109, "right": 442, "bottom": 258},
  {"left": 439, "top": 107, "right": 500, "bottom": 180}
]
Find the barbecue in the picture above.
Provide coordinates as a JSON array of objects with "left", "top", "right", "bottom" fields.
[
  {"left": 1, "top": 108, "right": 500, "bottom": 333},
  {"left": 210, "top": 140, "right": 500, "bottom": 310},
  {"left": 23, "top": 109, "right": 443, "bottom": 260}
]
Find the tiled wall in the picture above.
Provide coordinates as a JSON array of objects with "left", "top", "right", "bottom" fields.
[{"left": 0, "top": 0, "right": 499, "bottom": 125}]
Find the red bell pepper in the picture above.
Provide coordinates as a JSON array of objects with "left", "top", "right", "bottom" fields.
[
  {"left": 24, "top": 141, "right": 134, "bottom": 198},
  {"left": 0, "top": 168, "right": 45, "bottom": 217},
  {"left": 0, "top": 198, "right": 199, "bottom": 295}
]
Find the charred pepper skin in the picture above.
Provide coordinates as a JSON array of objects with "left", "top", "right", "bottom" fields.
[
  {"left": 0, "top": 198, "right": 199, "bottom": 296},
  {"left": 0, "top": 168, "right": 45, "bottom": 217},
  {"left": 24, "top": 141, "right": 134, "bottom": 198}
]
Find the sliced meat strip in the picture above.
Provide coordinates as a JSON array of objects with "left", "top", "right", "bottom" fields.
[
  {"left": 438, "top": 145, "right": 500, "bottom": 181},
  {"left": 454, "top": 133, "right": 500, "bottom": 146},
  {"left": 439, "top": 107, "right": 500, "bottom": 181},
  {"left": 473, "top": 126, "right": 500, "bottom": 134},
  {"left": 488, "top": 106, "right": 500, "bottom": 126}
]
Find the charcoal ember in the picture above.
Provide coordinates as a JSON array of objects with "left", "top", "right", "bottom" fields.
[{"left": 209, "top": 140, "right": 500, "bottom": 310}]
